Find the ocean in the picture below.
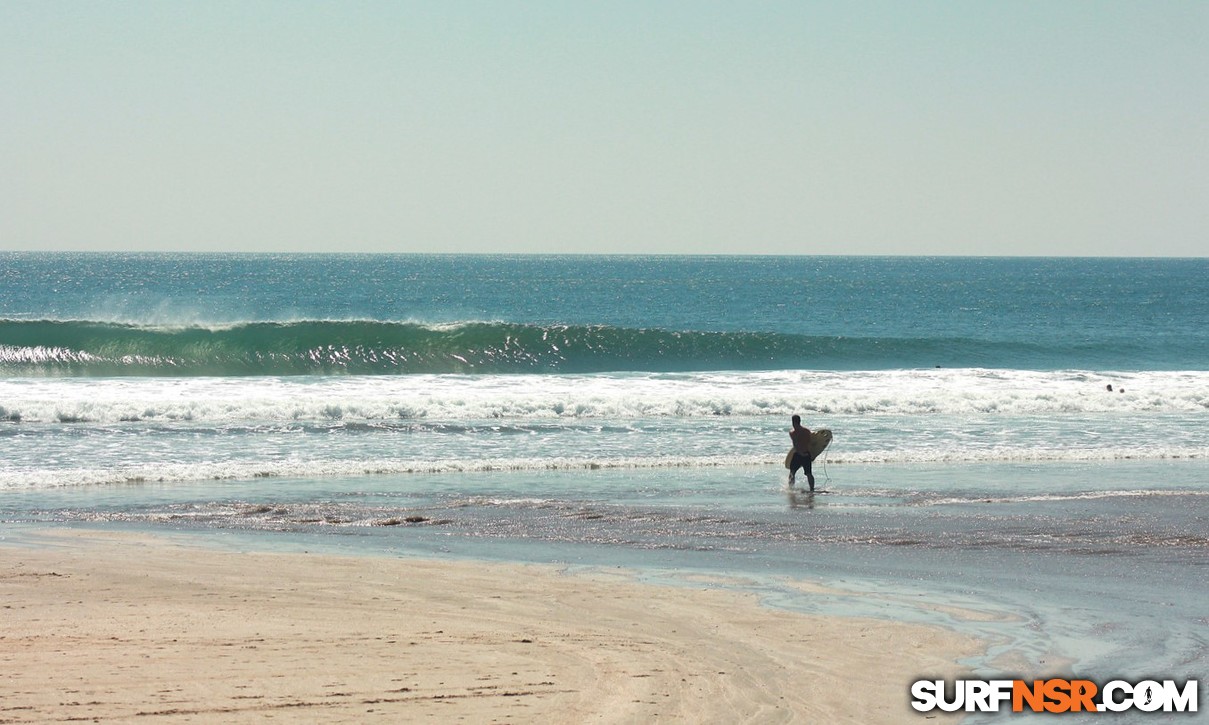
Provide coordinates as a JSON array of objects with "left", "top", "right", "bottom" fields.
[{"left": 2, "top": 253, "right": 1206, "bottom": 721}]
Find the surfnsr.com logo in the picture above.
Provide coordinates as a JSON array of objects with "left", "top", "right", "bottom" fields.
[{"left": 910, "top": 678, "right": 1198, "bottom": 714}]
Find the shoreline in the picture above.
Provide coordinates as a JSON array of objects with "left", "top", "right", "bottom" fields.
[{"left": 2, "top": 528, "right": 980, "bottom": 723}]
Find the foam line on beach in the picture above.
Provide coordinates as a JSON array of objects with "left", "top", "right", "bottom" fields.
[{"left": 5, "top": 448, "right": 1209, "bottom": 490}]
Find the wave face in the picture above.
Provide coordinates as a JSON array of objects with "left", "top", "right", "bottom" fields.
[{"left": 0, "top": 318, "right": 1177, "bottom": 377}]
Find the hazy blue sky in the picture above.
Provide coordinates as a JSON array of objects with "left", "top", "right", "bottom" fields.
[{"left": 2, "top": 1, "right": 1205, "bottom": 255}]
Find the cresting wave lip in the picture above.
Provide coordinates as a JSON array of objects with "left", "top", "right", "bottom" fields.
[{"left": 0, "top": 317, "right": 1169, "bottom": 376}]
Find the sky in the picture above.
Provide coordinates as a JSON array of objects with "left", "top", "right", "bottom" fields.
[{"left": 1, "top": 1, "right": 1206, "bottom": 256}]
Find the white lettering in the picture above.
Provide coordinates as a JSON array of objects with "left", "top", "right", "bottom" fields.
[
  {"left": 1163, "top": 680, "right": 1198, "bottom": 713},
  {"left": 964, "top": 680, "right": 1015, "bottom": 712},
  {"left": 1100, "top": 680, "right": 1132, "bottom": 712},
  {"left": 1134, "top": 680, "right": 1163, "bottom": 712},
  {"left": 935, "top": 680, "right": 964, "bottom": 712},
  {"left": 910, "top": 680, "right": 940, "bottom": 712},
  {"left": 989, "top": 680, "right": 1015, "bottom": 711},
  {"left": 966, "top": 681, "right": 992, "bottom": 711}
]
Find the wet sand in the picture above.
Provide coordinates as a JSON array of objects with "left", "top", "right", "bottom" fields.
[{"left": 1, "top": 530, "right": 979, "bottom": 723}]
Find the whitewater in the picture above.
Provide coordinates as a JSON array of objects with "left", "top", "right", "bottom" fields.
[{"left": 1, "top": 365, "right": 1205, "bottom": 488}]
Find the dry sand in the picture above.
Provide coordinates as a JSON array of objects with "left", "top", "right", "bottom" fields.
[{"left": 1, "top": 530, "right": 979, "bottom": 723}]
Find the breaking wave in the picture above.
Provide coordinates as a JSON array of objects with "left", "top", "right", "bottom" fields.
[{"left": 0, "top": 318, "right": 1157, "bottom": 376}]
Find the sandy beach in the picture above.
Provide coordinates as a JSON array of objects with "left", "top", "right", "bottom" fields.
[{"left": 1, "top": 529, "right": 980, "bottom": 723}]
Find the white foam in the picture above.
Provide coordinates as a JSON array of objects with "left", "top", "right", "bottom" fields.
[
  {"left": 3, "top": 368, "right": 1207, "bottom": 490},
  {"left": 1, "top": 368, "right": 1206, "bottom": 424},
  {"left": 3, "top": 443, "right": 1206, "bottom": 490},
  {"left": 0, "top": 454, "right": 777, "bottom": 489}
]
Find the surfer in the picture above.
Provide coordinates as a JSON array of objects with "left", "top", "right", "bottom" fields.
[{"left": 788, "top": 414, "right": 816, "bottom": 492}]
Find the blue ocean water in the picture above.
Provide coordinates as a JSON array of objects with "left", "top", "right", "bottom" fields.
[
  {"left": 3, "top": 254, "right": 1207, "bottom": 373},
  {"left": 2, "top": 253, "right": 1207, "bottom": 719}
]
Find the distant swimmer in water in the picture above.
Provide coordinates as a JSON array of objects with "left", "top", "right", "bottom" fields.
[{"left": 788, "top": 414, "right": 816, "bottom": 492}]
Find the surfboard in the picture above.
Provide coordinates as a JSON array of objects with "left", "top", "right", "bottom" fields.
[{"left": 783, "top": 428, "right": 832, "bottom": 469}]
